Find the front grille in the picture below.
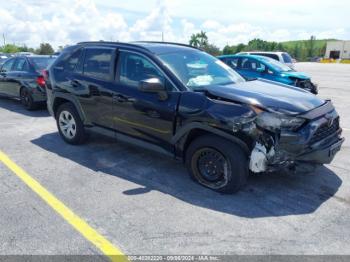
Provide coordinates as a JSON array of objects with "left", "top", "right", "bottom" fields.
[{"left": 310, "top": 117, "right": 339, "bottom": 144}]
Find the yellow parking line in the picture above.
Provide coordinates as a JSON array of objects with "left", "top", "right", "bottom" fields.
[{"left": 0, "top": 150, "right": 128, "bottom": 262}]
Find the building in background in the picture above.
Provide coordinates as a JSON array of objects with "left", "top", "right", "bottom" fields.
[{"left": 325, "top": 41, "right": 350, "bottom": 59}]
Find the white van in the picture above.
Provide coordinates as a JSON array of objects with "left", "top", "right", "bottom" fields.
[{"left": 236, "top": 51, "right": 294, "bottom": 69}]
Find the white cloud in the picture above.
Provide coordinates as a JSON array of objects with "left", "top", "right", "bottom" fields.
[{"left": 0, "top": 0, "right": 348, "bottom": 50}]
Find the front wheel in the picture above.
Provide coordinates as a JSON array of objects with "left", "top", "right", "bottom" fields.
[
  {"left": 185, "top": 135, "right": 248, "bottom": 194},
  {"left": 56, "top": 103, "right": 88, "bottom": 145}
]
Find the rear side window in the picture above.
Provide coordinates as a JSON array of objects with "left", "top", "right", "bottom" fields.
[
  {"left": 83, "top": 48, "right": 113, "bottom": 81},
  {"left": 66, "top": 49, "right": 82, "bottom": 72},
  {"left": 256, "top": 53, "right": 279, "bottom": 61},
  {"left": 1, "top": 58, "right": 15, "bottom": 72},
  {"left": 282, "top": 53, "right": 292, "bottom": 63},
  {"left": 13, "top": 58, "right": 29, "bottom": 71},
  {"left": 29, "top": 57, "right": 55, "bottom": 70},
  {"left": 55, "top": 48, "right": 82, "bottom": 72}
]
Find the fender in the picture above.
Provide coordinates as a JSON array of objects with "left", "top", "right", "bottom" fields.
[
  {"left": 52, "top": 92, "right": 88, "bottom": 124},
  {"left": 171, "top": 122, "right": 250, "bottom": 154}
]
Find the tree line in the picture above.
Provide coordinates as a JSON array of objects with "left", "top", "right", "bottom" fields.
[
  {"left": 0, "top": 43, "right": 55, "bottom": 55},
  {"left": 1, "top": 34, "right": 328, "bottom": 61},
  {"left": 189, "top": 31, "right": 328, "bottom": 61}
]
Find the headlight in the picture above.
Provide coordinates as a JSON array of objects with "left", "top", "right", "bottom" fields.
[{"left": 252, "top": 107, "right": 305, "bottom": 131}]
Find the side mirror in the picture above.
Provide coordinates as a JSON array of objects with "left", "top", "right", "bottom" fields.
[
  {"left": 139, "top": 78, "right": 165, "bottom": 92},
  {"left": 138, "top": 78, "right": 168, "bottom": 100}
]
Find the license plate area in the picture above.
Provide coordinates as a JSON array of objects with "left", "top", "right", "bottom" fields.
[{"left": 329, "top": 139, "right": 344, "bottom": 157}]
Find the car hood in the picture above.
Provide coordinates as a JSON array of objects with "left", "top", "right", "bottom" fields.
[
  {"left": 206, "top": 79, "right": 324, "bottom": 115},
  {"left": 281, "top": 71, "right": 310, "bottom": 80}
]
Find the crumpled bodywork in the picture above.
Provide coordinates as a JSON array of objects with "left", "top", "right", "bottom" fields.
[
  {"left": 177, "top": 81, "right": 344, "bottom": 174},
  {"left": 228, "top": 100, "right": 344, "bottom": 173}
]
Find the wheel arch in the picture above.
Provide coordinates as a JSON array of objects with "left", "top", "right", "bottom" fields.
[
  {"left": 172, "top": 122, "right": 252, "bottom": 160},
  {"left": 52, "top": 94, "right": 86, "bottom": 122}
]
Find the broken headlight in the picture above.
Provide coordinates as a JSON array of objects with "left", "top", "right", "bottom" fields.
[{"left": 252, "top": 107, "right": 305, "bottom": 131}]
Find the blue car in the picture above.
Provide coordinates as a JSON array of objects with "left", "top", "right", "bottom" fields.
[{"left": 218, "top": 54, "right": 318, "bottom": 94}]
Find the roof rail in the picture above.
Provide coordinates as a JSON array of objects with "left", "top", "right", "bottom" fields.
[
  {"left": 77, "top": 41, "right": 150, "bottom": 51},
  {"left": 132, "top": 41, "right": 201, "bottom": 50}
]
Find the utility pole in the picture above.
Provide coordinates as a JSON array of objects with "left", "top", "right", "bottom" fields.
[{"left": 2, "top": 33, "right": 5, "bottom": 46}]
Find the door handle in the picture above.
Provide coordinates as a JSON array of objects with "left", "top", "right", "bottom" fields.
[{"left": 113, "top": 94, "right": 128, "bottom": 103}]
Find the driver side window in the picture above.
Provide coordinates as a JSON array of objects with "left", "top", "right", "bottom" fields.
[{"left": 118, "top": 52, "right": 165, "bottom": 88}]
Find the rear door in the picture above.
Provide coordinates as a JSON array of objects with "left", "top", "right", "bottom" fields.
[
  {"left": 0, "top": 58, "right": 16, "bottom": 96},
  {"left": 72, "top": 47, "right": 117, "bottom": 129},
  {"left": 112, "top": 50, "right": 180, "bottom": 151},
  {"left": 8, "top": 57, "right": 31, "bottom": 97}
]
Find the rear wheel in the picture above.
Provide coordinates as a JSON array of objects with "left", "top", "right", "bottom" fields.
[
  {"left": 185, "top": 135, "right": 248, "bottom": 194},
  {"left": 56, "top": 103, "right": 88, "bottom": 145},
  {"left": 20, "top": 88, "right": 37, "bottom": 110}
]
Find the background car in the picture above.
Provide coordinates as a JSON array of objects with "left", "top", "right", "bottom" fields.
[
  {"left": 236, "top": 51, "right": 294, "bottom": 69},
  {"left": 218, "top": 54, "right": 318, "bottom": 94},
  {"left": 0, "top": 55, "right": 56, "bottom": 110}
]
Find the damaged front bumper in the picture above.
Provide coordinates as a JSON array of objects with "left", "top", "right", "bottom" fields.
[{"left": 247, "top": 101, "right": 344, "bottom": 173}]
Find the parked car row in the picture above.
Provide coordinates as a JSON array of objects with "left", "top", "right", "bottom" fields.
[{"left": 0, "top": 42, "right": 344, "bottom": 193}]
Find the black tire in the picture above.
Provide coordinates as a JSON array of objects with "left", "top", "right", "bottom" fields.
[
  {"left": 20, "top": 88, "right": 37, "bottom": 110},
  {"left": 56, "top": 102, "right": 88, "bottom": 145},
  {"left": 185, "top": 135, "right": 248, "bottom": 194}
]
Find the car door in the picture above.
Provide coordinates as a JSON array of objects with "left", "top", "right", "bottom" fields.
[
  {"left": 8, "top": 57, "right": 30, "bottom": 97},
  {"left": 0, "top": 58, "right": 16, "bottom": 96},
  {"left": 71, "top": 47, "right": 117, "bottom": 129},
  {"left": 238, "top": 57, "right": 266, "bottom": 80},
  {"left": 113, "top": 50, "right": 181, "bottom": 151}
]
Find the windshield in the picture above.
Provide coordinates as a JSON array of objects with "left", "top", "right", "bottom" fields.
[
  {"left": 29, "top": 57, "right": 56, "bottom": 70},
  {"left": 259, "top": 56, "right": 293, "bottom": 72},
  {"left": 158, "top": 50, "right": 245, "bottom": 90}
]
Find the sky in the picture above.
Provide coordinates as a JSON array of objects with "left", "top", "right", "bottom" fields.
[{"left": 0, "top": 0, "right": 349, "bottom": 50}]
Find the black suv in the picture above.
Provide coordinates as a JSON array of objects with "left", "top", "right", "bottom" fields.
[{"left": 46, "top": 41, "right": 344, "bottom": 193}]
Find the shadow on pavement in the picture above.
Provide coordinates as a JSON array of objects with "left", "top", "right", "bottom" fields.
[
  {"left": 31, "top": 132, "right": 342, "bottom": 218},
  {"left": 0, "top": 96, "right": 49, "bottom": 118}
]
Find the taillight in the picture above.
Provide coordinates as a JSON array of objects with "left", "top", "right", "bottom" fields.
[
  {"left": 36, "top": 69, "right": 49, "bottom": 88},
  {"left": 36, "top": 75, "right": 45, "bottom": 88}
]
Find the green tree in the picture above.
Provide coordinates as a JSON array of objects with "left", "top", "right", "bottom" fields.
[
  {"left": 189, "top": 34, "right": 200, "bottom": 48},
  {"left": 1, "top": 44, "right": 19, "bottom": 53},
  {"left": 189, "top": 31, "right": 208, "bottom": 49},
  {"left": 306, "top": 35, "right": 316, "bottom": 58},
  {"left": 203, "top": 44, "right": 222, "bottom": 56},
  {"left": 223, "top": 45, "right": 236, "bottom": 55},
  {"left": 236, "top": 43, "right": 246, "bottom": 52},
  {"left": 35, "top": 43, "right": 54, "bottom": 55}
]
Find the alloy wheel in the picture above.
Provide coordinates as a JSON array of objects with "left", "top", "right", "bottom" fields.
[{"left": 58, "top": 110, "right": 77, "bottom": 139}]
